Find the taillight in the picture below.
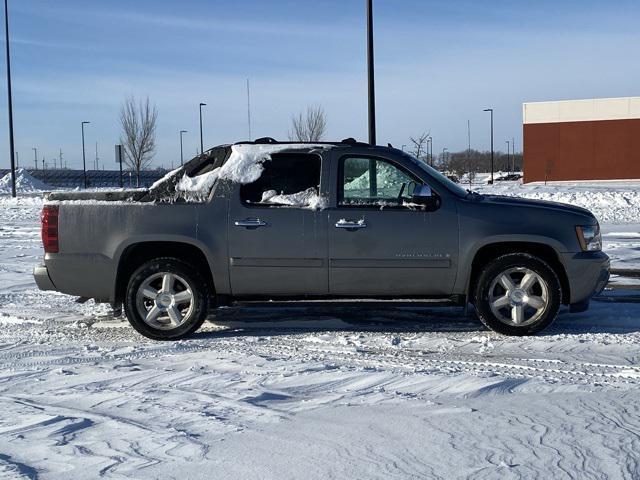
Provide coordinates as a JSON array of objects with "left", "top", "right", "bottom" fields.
[{"left": 41, "top": 205, "right": 59, "bottom": 253}]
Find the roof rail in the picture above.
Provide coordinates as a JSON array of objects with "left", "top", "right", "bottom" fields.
[
  {"left": 253, "top": 137, "right": 278, "bottom": 144},
  {"left": 340, "top": 137, "right": 369, "bottom": 146},
  {"left": 232, "top": 138, "right": 371, "bottom": 147}
]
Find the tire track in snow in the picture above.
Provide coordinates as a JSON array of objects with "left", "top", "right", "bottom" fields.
[
  {"left": 229, "top": 335, "right": 640, "bottom": 386},
  {"left": 2, "top": 333, "right": 639, "bottom": 387}
]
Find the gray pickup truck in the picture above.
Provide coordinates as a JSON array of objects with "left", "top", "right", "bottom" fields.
[{"left": 34, "top": 139, "right": 609, "bottom": 340}]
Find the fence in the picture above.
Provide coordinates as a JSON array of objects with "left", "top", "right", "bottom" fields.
[{"left": 0, "top": 169, "right": 169, "bottom": 189}]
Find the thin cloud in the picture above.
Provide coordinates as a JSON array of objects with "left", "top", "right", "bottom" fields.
[
  {"left": 14, "top": 3, "right": 351, "bottom": 39},
  {"left": 7, "top": 37, "right": 104, "bottom": 52}
]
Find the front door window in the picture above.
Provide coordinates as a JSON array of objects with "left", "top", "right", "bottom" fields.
[{"left": 340, "top": 157, "right": 425, "bottom": 208}]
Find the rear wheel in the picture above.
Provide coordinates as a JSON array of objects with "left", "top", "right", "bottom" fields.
[
  {"left": 124, "top": 257, "right": 208, "bottom": 340},
  {"left": 473, "top": 253, "right": 561, "bottom": 335}
]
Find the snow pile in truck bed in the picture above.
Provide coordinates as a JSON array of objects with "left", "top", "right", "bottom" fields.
[
  {"left": 345, "top": 161, "right": 413, "bottom": 199},
  {"left": 346, "top": 162, "right": 407, "bottom": 190},
  {"left": 0, "top": 168, "right": 51, "bottom": 193},
  {"left": 149, "top": 166, "right": 181, "bottom": 190},
  {"left": 176, "top": 143, "right": 331, "bottom": 201}
]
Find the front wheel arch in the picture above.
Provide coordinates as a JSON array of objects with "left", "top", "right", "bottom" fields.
[{"left": 468, "top": 242, "right": 570, "bottom": 305}]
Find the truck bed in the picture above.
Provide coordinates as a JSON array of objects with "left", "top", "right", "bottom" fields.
[{"left": 46, "top": 189, "right": 151, "bottom": 203}]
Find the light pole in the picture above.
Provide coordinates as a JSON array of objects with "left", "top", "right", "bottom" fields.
[
  {"left": 32, "top": 147, "right": 37, "bottom": 170},
  {"left": 483, "top": 108, "right": 494, "bottom": 184},
  {"left": 246, "top": 78, "right": 252, "bottom": 140},
  {"left": 81, "top": 121, "right": 90, "bottom": 188},
  {"left": 180, "top": 130, "right": 187, "bottom": 166},
  {"left": 505, "top": 140, "right": 510, "bottom": 173},
  {"left": 442, "top": 148, "right": 448, "bottom": 167},
  {"left": 4, "top": 0, "right": 16, "bottom": 197},
  {"left": 199, "top": 103, "right": 206, "bottom": 155},
  {"left": 366, "top": 0, "right": 376, "bottom": 145},
  {"left": 427, "top": 137, "right": 433, "bottom": 166},
  {"left": 512, "top": 137, "right": 515, "bottom": 172}
]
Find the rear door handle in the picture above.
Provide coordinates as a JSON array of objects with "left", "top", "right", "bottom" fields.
[
  {"left": 234, "top": 218, "right": 267, "bottom": 228},
  {"left": 335, "top": 220, "right": 367, "bottom": 229}
]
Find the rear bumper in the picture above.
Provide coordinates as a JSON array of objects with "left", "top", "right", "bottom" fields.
[
  {"left": 33, "top": 264, "right": 56, "bottom": 291},
  {"left": 562, "top": 251, "right": 610, "bottom": 305},
  {"left": 38, "top": 253, "right": 115, "bottom": 301}
]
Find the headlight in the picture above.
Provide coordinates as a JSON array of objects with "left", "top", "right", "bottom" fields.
[{"left": 575, "top": 225, "right": 602, "bottom": 252}]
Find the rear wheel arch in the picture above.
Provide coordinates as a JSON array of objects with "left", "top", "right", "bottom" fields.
[
  {"left": 113, "top": 241, "right": 215, "bottom": 307},
  {"left": 468, "top": 242, "right": 570, "bottom": 305}
]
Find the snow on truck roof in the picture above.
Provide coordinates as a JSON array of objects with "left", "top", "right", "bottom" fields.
[{"left": 169, "top": 137, "right": 368, "bottom": 184}]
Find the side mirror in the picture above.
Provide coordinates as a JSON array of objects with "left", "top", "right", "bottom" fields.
[
  {"left": 412, "top": 184, "right": 440, "bottom": 211},
  {"left": 413, "top": 185, "right": 432, "bottom": 198}
]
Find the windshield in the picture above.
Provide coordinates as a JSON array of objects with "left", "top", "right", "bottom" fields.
[{"left": 399, "top": 152, "right": 469, "bottom": 197}]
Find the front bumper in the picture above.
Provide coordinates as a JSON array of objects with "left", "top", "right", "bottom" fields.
[
  {"left": 561, "top": 251, "right": 610, "bottom": 306},
  {"left": 33, "top": 264, "right": 56, "bottom": 291}
]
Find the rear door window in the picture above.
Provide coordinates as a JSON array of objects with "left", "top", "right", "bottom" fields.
[{"left": 240, "top": 153, "right": 322, "bottom": 208}]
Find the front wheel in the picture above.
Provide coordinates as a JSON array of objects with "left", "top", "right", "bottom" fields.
[
  {"left": 124, "top": 257, "right": 209, "bottom": 340},
  {"left": 473, "top": 253, "right": 561, "bottom": 336}
]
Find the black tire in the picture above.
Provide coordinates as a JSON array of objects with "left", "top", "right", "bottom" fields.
[
  {"left": 473, "top": 253, "right": 561, "bottom": 336},
  {"left": 124, "top": 257, "right": 209, "bottom": 340}
]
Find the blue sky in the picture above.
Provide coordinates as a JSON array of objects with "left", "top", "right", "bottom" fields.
[{"left": 1, "top": 0, "right": 639, "bottom": 170}]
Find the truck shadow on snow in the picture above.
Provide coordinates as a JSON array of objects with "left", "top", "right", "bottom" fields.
[
  {"left": 189, "top": 302, "right": 640, "bottom": 338},
  {"left": 200, "top": 305, "right": 484, "bottom": 337}
]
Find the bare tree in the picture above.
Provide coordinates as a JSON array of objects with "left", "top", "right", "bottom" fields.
[
  {"left": 288, "top": 105, "right": 327, "bottom": 142},
  {"left": 545, "top": 159, "right": 555, "bottom": 185},
  {"left": 409, "top": 132, "right": 430, "bottom": 163},
  {"left": 119, "top": 96, "right": 158, "bottom": 186},
  {"left": 441, "top": 149, "right": 522, "bottom": 176}
]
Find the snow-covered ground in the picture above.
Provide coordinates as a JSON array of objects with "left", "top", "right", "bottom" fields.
[
  {"left": 475, "top": 180, "right": 640, "bottom": 225},
  {"left": 0, "top": 184, "right": 639, "bottom": 479}
]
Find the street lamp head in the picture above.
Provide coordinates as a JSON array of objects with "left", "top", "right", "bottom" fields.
[
  {"left": 82, "top": 121, "right": 90, "bottom": 125},
  {"left": 199, "top": 103, "right": 206, "bottom": 107},
  {"left": 483, "top": 108, "right": 493, "bottom": 112},
  {"left": 180, "top": 130, "right": 187, "bottom": 134}
]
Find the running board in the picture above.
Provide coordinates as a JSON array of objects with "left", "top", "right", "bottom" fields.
[{"left": 231, "top": 297, "right": 464, "bottom": 309}]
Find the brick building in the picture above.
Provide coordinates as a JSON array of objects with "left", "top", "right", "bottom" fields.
[{"left": 523, "top": 97, "right": 640, "bottom": 183}]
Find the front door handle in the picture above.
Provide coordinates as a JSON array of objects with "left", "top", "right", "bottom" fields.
[
  {"left": 235, "top": 218, "right": 267, "bottom": 229},
  {"left": 335, "top": 220, "right": 367, "bottom": 229}
]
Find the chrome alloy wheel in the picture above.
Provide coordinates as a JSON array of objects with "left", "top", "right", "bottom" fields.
[
  {"left": 488, "top": 267, "right": 549, "bottom": 327},
  {"left": 135, "top": 272, "right": 194, "bottom": 330}
]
